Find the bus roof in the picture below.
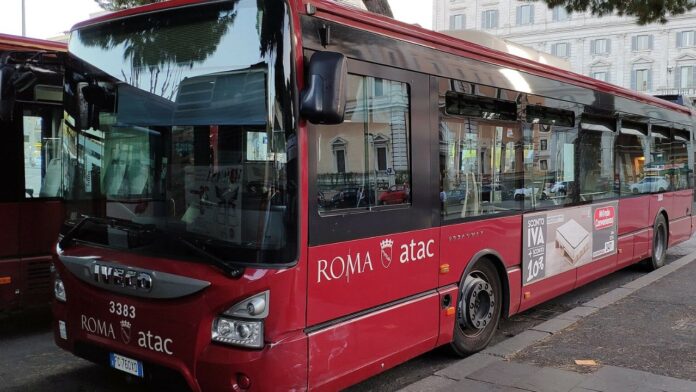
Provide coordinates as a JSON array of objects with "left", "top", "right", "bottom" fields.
[
  {"left": 0, "top": 33, "right": 67, "bottom": 52},
  {"left": 70, "top": 0, "right": 691, "bottom": 117}
]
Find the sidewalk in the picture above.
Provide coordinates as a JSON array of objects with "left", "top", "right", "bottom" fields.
[{"left": 402, "top": 239, "right": 696, "bottom": 392}]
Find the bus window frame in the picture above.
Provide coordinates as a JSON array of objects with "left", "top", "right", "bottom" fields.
[{"left": 307, "top": 56, "right": 437, "bottom": 246}]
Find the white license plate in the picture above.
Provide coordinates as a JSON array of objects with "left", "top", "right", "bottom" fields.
[{"left": 109, "top": 353, "right": 144, "bottom": 378}]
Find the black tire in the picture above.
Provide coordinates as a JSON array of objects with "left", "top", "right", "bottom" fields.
[
  {"left": 649, "top": 214, "right": 668, "bottom": 270},
  {"left": 514, "top": 194, "right": 523, "bottom": 201},
  {"left": 450, "top": 259, "right": 502, "bottom": 356}
]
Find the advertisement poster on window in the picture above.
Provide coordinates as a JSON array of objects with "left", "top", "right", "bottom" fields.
[
  {"left": 182, "top": 165, "right": 243, "bottom": 244},
  {"left": 522, "top": 201, "right": 618, "bottom": 285}
]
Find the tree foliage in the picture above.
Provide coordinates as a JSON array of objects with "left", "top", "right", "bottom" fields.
[
  {"left": 94, "top": 0, "right": 163, "bottom": 10},
  {"left": 96, "top": 0, "right": 394, "bottom": 17},
  {"left": 539, "top": 0, "right": 696, "bottom": 25}
]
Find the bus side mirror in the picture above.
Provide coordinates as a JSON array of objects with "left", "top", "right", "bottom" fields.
[{"left": 300, "top": 51, "right": 347, "bottom": 125}]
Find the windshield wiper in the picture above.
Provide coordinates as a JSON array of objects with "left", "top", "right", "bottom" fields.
[
  {"left": 59, "top": 215, "right": 151, "bottom": 249},
  {"left": 155, "top": 230, "right": 245, "bottom": 278},
  {"left": 59, "top": 215, "right": 244, "bottom": 278}
]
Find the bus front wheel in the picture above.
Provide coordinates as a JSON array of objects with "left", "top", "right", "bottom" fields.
[
  {"left": 451, "top": 259, "right": 502, "bottom": 356},
  {"left": 649, "top": 214, "right": 668, "bottom": 270}
]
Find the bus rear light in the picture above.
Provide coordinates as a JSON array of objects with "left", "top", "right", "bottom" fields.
[
  {"left": 212, "top": 291, "right": 270, "bottom": 349},
  {"left": 54, "top": 274, "right": 66, "bottom": 302}
]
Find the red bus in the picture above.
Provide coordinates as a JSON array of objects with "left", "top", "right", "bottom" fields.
[
  {"left": 52, "top": 1, "right": 695, "bottom": 390},
  {"left": 0, "top": 34, "right": 66, "bottom": 312}
]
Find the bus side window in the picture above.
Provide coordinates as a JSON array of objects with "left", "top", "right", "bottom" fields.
[
  {"left": 523, "top": 104, "right": 578, "bottom": 209},
  {"left": 616, "top": 120, "right": 649, "bottom": 195},
  {"left": 651, "top": 126, "right": 672, "bottom": 192},
  {"left": 671, "top": 128, "right": 690, "bottom": 191},
  {"left": 578, "top": 116, "right": 617, "bottom": 202},
  {"left": 439, "top": 81, "right": 523, "bottom": 220},
  {"left": 315, "top": 74, "right": 412, "bottom": 215}
]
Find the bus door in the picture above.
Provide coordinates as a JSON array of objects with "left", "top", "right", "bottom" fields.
[
  {"left": 306, "top": 58, "right": 439, "bottom": 390},
  {"left": 18, "top": 105, "right": 65, "bottom": 306}
]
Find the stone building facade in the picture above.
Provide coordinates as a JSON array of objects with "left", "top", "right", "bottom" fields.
[{"left": 433, "top": 0, "right": 696, "bottom": 103}]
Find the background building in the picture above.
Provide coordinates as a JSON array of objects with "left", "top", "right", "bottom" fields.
[{"left": 433, "top": 0, "right": 696, "bottom": 104}]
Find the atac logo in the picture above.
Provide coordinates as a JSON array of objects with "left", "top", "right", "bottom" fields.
[
  {"left": 120, "top": 320, "right": 132, "bottom": 344},
  {"left": 380, "top": 239, "right": 394, "bottom": 268}
]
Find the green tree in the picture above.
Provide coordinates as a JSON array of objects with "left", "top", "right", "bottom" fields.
[
  {"left": 540, "top": 0, "right": 695, "bottom": 25},
  {"left": 94, "top": 0, "right": 162, "bottom": 10}
]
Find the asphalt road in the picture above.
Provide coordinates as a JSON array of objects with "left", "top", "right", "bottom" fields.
[{"left": 1, "top": 237, "right": 693, "bottom": 392}]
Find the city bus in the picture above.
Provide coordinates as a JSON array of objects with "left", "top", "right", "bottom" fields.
[
  {"left": 52, "top": 0, "right": 695, "bottom": 390},
  {"left": 0, "top": 34, "right": 66, "bottom": 312}
]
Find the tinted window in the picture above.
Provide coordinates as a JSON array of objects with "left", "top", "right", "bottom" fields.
[
  {"left": 316, "top": 74, "right": 411, "bottom": 215},
  {"left": 617, "top": 121, "right": 649, "bottom": 195},
  {"left": 650, "top": 126, "right": 672, "bottom": 192},
  {"left": 524, "top": 118, "right": 578, "bottom": 209},
  {"left": 440, "top": 81, "right": 523, "bottom": 220},
  {"left": 22, "top": 107, "right": 63, "bottom": 198},
  {"left": 578, "top": 116, "right": 617, "bottom": 202},
  {"left": 672, "top": 128, "right": 690, "bottom": 191}
]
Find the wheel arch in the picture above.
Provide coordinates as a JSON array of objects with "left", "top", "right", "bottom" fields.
[{"left": 459, "top": 249, "right": 511, "bottom": 320}]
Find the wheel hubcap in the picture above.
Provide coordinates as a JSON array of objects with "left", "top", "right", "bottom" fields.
[{"left": 459, "top": 274, "right": 495, "bottom": 331}]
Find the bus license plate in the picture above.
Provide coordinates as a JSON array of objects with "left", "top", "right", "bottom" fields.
[{"left": 109, "top": 353, "right": 144, "bottom": 378}]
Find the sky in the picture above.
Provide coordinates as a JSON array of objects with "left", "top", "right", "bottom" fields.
[{"left": 0, "top": 0, "right": 433, "bottom": 40}]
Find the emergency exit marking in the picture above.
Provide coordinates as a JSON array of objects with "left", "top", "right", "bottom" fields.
[{"left": 0, "top": 276, "right": 11, "bottom": 285}]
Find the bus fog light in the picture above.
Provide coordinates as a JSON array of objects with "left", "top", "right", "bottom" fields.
[
  {"left": 58, "top": 320, "right": 67, "bottom": 340},
  {"left": 212, "top": 318, "right": 263, "bottom": 348},
  {"left": 54, "top": 275, "right": 66, "bottom": 302}
]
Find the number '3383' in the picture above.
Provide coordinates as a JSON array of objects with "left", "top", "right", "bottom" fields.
[{"left": 109, "top": 301, "right": 136, "bottom": 319}]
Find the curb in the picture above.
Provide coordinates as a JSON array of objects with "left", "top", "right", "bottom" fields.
[{"left": 399, "top": 249, "right": 696, "bottom": 392}]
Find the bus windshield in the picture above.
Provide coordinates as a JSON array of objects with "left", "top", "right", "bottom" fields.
[{"left": 61, "top": 0, "right": 297, "bottom": 265}]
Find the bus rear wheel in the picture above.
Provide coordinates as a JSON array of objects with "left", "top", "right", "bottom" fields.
[
  {"left": 649, "top": 214, "right": 668, "bottom": 270},
  {"left": 451, "top": 259, "right": 502, "bottom": 356}
]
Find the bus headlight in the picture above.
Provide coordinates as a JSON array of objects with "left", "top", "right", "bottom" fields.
[
  {"left": 212, "top": 291, "right": 269, "bottom": 349},
  {"left": 212, "top": 318, "right": 263, "bottom": 348},
  {"left": 54, "top": 274, "right": 66, "bottom": 302}
]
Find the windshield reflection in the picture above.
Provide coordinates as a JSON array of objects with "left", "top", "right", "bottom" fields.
[{"left": 61, "top": 0, "right": 298, "bottom": 265}]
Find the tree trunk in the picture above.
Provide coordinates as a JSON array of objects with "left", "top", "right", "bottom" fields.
[{"left": 362, "top": 0, "right": 393, "bottom": 18}]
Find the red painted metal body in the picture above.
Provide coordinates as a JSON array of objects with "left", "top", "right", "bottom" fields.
[
  {"left": 0, "top": 35, "right": 66, "bottom": 311},
  {"left": 51, "top": 1, "right": 696, "bottom": 391}
]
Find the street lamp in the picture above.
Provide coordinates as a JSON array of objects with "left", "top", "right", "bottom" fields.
[{"left": 21, "top": 0, "right": 26, "bottom": 37}]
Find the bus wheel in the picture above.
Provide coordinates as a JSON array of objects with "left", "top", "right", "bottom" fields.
[
  {"left": 451, "top": 259, "right": 502, "bottom": 356},
  {"left": 649, "top": 214, "right": 668, "bottom": 270}
]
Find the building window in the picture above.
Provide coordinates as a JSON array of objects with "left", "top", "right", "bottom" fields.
[
  {"left": 677, "top": 31, "right": 696, "bottom": 48},
  {"left": 592, "top": 71, "right": 609, "bottom": 82},
  {"left": 331, "top": 138, "right": 348, "bottom": 173},
  {"left": 677, "top": 65, "right": 696, "bottom": 89},
  {"left": 376, "top": 145, "right": 388, "bottom": 171},
  {"left": 450, "top": 14, "right": 465, "bottom": 30},
  {"left": 481, "top": 10, "right": 498, "bottom": 29},
  {"left": 632, "top": 35, "right": 653, "bottom": 51},
  {"left": 517, "top": 4, "right": 534, "bottom": 25},
  {"left": 540, "top": 139, "right": 548, "bottom": 151},
  {"left": 632, "top": 68, "right": 652, "bottom": 92},
  {"left": 591, "top": 39, "right": 611, "bottom": 55},
  {"left": 551, "top": 42, "right": 571, "bottom": 58},
  {"left": 552, "top": 6, "right": 570, "bottom": 21},
  {"left": 539, "top": 159, "right": 548, "bottom": 171},
  {"left": 374, "top": 77, "right": 384, "bottom": 97}
]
